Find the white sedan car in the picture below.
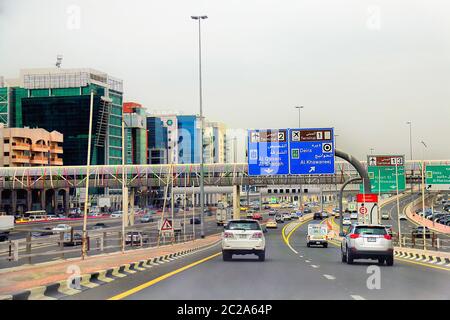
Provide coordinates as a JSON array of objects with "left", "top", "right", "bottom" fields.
[
  {"left": 52, "top": 224, "right": 72, "bottom": 233},
  {"left": 222, "top": 219, "right": 266, "bottom": 261},
  {"left": 343, "top": 217, "right": 352, "bottom": 226}
]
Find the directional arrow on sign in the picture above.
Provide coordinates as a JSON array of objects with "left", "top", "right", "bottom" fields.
[
  {"left": 264, "top": 168, "right": 274, "bottom": 174},
  {"left": 309, "top": 167, "right": 316, "bottom": 173}
]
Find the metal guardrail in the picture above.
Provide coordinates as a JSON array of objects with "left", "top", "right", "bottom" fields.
[{"left": 0, "top": 228, "right": 197, "bottom": 264}]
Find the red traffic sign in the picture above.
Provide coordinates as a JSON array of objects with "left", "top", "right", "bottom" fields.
[
  {"left": 359, "top": 206, "right": 368, "bottom": 215},
  {"left": 367, "top": 155, "right": 404, "bottom": 167},
  {"left": 356, "top": 194, "right": 378, "bottom": 203},
  {"left": 160, "top": 219, "right": 173, "bottom": 231}
]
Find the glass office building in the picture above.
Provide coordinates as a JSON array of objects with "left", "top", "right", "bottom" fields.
[
  {"left": 0, "top": 68, "right": 124, "bottom": 165},
  {"left": 177, "top": 115, "right": 200, "bottom": 164},
  {"left": 147, "top": 116, "right": 168, "bottom": 164}
]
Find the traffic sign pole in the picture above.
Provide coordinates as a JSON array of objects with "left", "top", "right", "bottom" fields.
[{"left": 395, "top": 163, "right": 402, "bottom": 247}]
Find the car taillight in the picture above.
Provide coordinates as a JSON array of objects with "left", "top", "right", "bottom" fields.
[
  {"left": 223, "top": 232, "right": 234, "bottom": 238},
  {"left": 349, "top": 233, "right": 359, "bottom": 239},
  {"left": 384, "top": 234, "right": 392, "bottom": 240},
  {"left": 252, "top": 232, "right": 263, "bottom": 239}
]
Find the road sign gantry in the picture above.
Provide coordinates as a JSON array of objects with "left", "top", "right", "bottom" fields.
[{"left": 248, "top": 128, "right": 335, "bottom": 176}]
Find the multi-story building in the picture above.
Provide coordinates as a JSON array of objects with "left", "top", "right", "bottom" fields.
[
  {"left": 146, "top": 116, "right": 168, "bottom": 164},
  {"left": 123, "top": 102, "right": 147, "bottom": 164},
  {"left": 204, "top": 121, "right": 227, "bottom": 163},
  {"left": 0, "top": 68, "right": 124, "bottom": 165},
  {"left": 0, "top": 124, "right": 63, "bottom": 167},
  {"left": 177, "top": 115, "right": 201, "bottom": 164}
]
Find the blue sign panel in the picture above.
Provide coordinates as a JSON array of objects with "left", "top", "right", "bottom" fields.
[
  {"left": 288, "top": 128, "right": 335, "bottom": 175},
  {"left": 248, "top": 129, "right": 290, "bottom": 176}
]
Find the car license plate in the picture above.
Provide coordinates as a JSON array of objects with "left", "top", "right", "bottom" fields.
[
  {"left": 367, "top": 237, "right": 376, "bottom": 242},
  {"left": 239, "top": 234, "right": 247, "bottom": 239}
]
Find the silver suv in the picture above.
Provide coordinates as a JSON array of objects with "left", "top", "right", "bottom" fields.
[{"left": 341, "top": 224, "right": 394, "bottom": 266}]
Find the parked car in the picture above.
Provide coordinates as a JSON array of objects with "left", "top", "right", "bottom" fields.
[
  {"left": 350, "top": 212, "right": 358, "bottom": 220},
  {"left": 381, "top": 212, "right": 390, "bottom": 220},
  {"left": 341, "top": 224, "right": 394, "bottom": 266},
  {"left": 282, "top": 213, "right": 291, "bottom": 221},
  {"left": 222, "top": 219, "right": 266, "bottom": 261}
]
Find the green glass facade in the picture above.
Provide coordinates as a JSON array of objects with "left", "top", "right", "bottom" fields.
[{"left": 3, "top": 82, "right": 123, "bottom": 166}]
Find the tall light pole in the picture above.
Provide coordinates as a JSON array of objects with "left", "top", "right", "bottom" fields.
[
  {"left": 295, "top": 106, "right": 304, "bottom": 212},
  {"left": 406, "top": 121, "right": 414, "bottom": 195},
  {"left": 192, "top": 15, "right": 207, "bottom": 238},
  {"left": 295, "top": 106, "right": 304, "bottom": 128},
  {"left": 420, "top": 140, "right": 427, "bottom": 250}
]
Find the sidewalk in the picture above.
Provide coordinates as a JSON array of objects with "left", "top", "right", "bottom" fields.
[{"left": 0, "top": 234, "right": 220, "bottom": 296}]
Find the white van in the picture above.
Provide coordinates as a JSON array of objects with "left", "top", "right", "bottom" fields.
[{"left": 307, "top": 224, "right": 329, "bottom": 248}]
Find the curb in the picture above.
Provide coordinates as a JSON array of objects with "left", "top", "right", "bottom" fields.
[
  {"left": 393, "top": 248, "right": 450, "bottom": 267},
  {"left": 1, "top": 239, "right": 221, "bottom": 300}
]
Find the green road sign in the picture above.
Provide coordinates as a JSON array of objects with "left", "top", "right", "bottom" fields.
[
  {"left": 425, "top": 165, "right": 450, "bottom": 190},
  {"left": 360, "top": 166, "right": 406, "bottom": 193}
]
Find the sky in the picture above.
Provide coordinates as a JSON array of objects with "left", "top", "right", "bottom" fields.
[{"left": 1, "top": 0, "right": 449, "bottom": 161}]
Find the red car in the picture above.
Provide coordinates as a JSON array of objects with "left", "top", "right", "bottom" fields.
[{"left": 252, "top": 213, "right": 263, "bottom": 221}]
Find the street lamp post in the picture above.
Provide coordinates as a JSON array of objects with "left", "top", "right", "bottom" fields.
[
  {"left": 192, "top": 15, "right": 208, "bottom": 238},
  {"left": 406, "top": 121, "right": 413, "bottom": 194},
  {"left": 295, "top": 106, "right": 304, "bottom": 212}
]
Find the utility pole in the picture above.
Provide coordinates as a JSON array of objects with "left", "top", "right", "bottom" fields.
[
  {"left": 191, "top": 15, "right": 208, "bottom": 238},
  {"left": 81, "top": 91, "right": 94, "bottom": 260},
  {"left": 295, "top": 106, "right": 304, "bottom": 212}
]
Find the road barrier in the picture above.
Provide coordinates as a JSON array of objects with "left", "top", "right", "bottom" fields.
[{"left": 0, "top": 237, "right": 221, "bottom": 300}]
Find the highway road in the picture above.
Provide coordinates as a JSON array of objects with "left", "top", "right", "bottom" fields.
[
  {"left": 379, "top": 194, "right": 450, "bottom": 250},
  {"left": 65, "top": 218, "right": 450, "bottom": 300}
]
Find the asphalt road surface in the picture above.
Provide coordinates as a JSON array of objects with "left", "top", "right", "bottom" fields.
[{"left": 65, "top": 218, "right": 450, "bottom": 300}]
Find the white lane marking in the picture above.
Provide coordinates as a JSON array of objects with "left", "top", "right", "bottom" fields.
[
  {"left": 299, "top": 255, "right": 303, "bottom": 258},
  {"left": 351, "top": 295, "right": 366, "bottom": 300},
  {"left": 311, "top": 265, "right": 319, "bottom": 268},
  {"left": 323, "top": 274, "right": 336, "bottom": 280},
  {"left": 305, "top": 260, "right": 311, "bottom": 263}
]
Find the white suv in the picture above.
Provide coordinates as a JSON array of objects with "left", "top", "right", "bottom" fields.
[
  {"left": 341, "top": 224, "right": 394, "bottom": 266},
  {"left": 222, "top": 219, "right": 266, "bottom": 261}
]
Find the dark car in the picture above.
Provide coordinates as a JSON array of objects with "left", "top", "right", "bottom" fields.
[
  {"left": 412, "top": 226, "right": 432, "bottom": 239},
  {"left": 304, "top": 208, "right": 312, "bottom": 214},
  {"left": 274, "top": 214, "right": 284, "bottom": 223},
  {"left": 62, "top": 233, "right": 83, "bottom": 246},
  {"left": 31, "top": 227, "right": 53, "bottom": 237},
  {"left": 313, "top": 212, "right": 323, "bottom": 220},
  {"left": 91, "top": 223, "right": 108, "bottom": 230},
  {"left": 190, "top": 217, "right": 201, "bottom": 225}
]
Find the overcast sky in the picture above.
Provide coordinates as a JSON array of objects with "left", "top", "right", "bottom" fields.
[{"left": 1, "top": 0, "right": 449, "bottom": 161}]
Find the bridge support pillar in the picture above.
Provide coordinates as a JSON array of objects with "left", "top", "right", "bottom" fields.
[
  {"left": 233, "top": 185, "right": 241, "bottom": 220},
  {"left": 12, "top": 190, "right": 17, "bottom": 215},
  {"left": 27, "top": 190, "right": 32, "bottom": 212}
]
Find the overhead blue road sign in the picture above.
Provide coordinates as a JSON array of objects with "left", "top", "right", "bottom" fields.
[
  {"left": 289, "top": 128, "right": 335, "bottom": 175},
  {"left": 248, "top": 129, "right": 289, "bottom": 176}
]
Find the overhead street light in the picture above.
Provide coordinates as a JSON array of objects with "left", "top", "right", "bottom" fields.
[{"left": 191, "top": 14, "right": 208, "bottom": 238}]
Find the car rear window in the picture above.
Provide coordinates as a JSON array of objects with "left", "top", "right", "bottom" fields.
[
  {"left": 227, "top": 221, "right": 260, "bottom": 231},
  {"left": 354, "top": 226, "right": 387, "bottom": 235}
]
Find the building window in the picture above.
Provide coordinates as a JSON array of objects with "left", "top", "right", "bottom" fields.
[
  {"left": 4, "top": 152, "right": 9, "bottom": 156},
  {"left": 4, "top": 138, "right": 9, "bottom": 144}
]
